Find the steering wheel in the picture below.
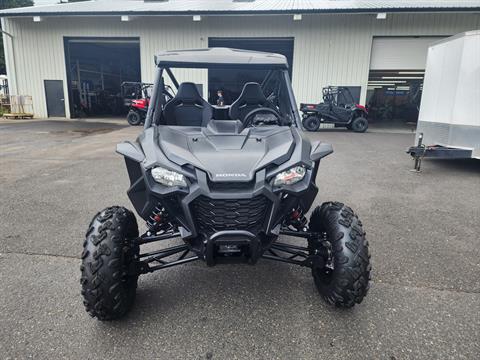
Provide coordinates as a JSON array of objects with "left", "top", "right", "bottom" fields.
[{"left": 243, "top": 107, "right": 282, "bottom": 127}]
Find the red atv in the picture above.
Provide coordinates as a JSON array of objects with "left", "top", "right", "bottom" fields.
[
  {"left": 300, "top": 86, "right": 369, "bottom": 133},
  {"left": 122, "top": 82, "right": 175, "bottom": 126},
  {"left": 127, "top": 97, "right": 150, "bottom": 126},
  {"left": 121, "top": 82, "right": 153, "bottom": 126}
]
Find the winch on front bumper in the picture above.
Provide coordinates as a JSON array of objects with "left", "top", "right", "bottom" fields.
[{"left": 190, "top": 194, "right": 271, "bottom": 265}]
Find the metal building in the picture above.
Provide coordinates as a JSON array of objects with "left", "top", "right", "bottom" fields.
[{"left": 1, "top": 0, "right": 479, "bottom": 119}]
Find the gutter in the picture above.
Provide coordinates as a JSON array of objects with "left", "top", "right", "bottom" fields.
[
  {"left": 0, "top": 19, "right": 18, "bottom": 96},
  {"left": 1, "top": 8, "right": 480, "bottom": 17}
]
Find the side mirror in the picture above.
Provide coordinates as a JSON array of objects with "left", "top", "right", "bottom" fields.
[{"left": 310, "top": 141, "right": 333, "bottom": 161}]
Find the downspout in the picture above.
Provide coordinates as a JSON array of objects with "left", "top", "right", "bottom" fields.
[{"left": 1, "top": 18, "right": 18, "bottom": 96}]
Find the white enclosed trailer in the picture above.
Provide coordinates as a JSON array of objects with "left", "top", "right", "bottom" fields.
[{"left": 408, "top": 30, "right": 480, "bottom": 170}]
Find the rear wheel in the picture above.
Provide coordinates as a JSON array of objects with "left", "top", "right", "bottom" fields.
[
  {"left": 350, "top": 116, "right": 368, "bottom": 133},
  {"left": 309, "top": 202, "right": 371, "bottom": 307},
  {"left": 127, "top": 110, "right": 143, "bottom": 126},
  {"left": 81, "top": 206, "right": 139, "bottom": 320},
  {"left": 302, "top": 115, "right": 321, "bottom": 131}
]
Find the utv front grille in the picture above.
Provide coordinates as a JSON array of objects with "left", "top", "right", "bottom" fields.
[
  {"left": 207, "top": 180, "right": 255, "bottom": 192},
  {"left": 191, "top": 195, "right": 269, "bottom": 236}
]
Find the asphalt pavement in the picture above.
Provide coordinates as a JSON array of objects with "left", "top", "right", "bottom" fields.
[{"left": 0, "top": 119, "right": 479, "bottom": 359}]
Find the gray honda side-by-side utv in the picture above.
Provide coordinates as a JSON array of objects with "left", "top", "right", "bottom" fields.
[{"left": 81, "top": 48, "right": 371, "bottom": 320}]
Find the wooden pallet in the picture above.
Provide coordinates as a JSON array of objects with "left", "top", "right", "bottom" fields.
[{"left": 3, "top": 113, "right": 34, "bottom": 119}]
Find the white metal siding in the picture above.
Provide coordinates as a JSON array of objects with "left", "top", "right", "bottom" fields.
[
  {"left": 2, "top": 12, "right": 480, "bottom": 118},
  {"left": 370, "top": 37, "right": 444, "bottom": 70}
]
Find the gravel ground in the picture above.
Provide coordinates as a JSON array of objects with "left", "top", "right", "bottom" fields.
[{"left": 0, "top": 119, "right": 479, "bottom": 359}]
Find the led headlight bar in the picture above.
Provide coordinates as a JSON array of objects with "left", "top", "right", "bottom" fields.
[
  {"left": 151, "top": 167, "right": 187, "bottom": 187},
  {"left": 273, "top": 166, "right": 306, "bottom": 186}
]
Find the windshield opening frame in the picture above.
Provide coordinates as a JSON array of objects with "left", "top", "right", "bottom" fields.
[{"left": 144, "top": 66, "right": 301, "bottom": 129}]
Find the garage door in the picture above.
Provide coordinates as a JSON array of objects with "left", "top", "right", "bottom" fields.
[
  {"left": 370, "top": 37, "right": 444, "bottom": 70},
  {"left": 64, "top": 38, "right": 141, "bottom": 118},
  {"left": 208, "top": 37, "right": 294, "bottom": 75},
  {"left": 207, "top": 37, "right": 294, "bottom": 104}
]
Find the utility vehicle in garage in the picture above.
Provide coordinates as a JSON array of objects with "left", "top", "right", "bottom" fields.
[
  {"left": 122, "top": 82, "right": 175, "bottom": 126},
  {"left": 408, "top": 31, "right": 480, "bottom": 170},
  {"left": 80, "top": 48, "right": 371, "bottom": 320},
  {"left": 300, "top": 86, "right": 368, "bottom": 132}
]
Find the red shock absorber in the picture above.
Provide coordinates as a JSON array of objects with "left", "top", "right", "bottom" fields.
[
  {"left": 288, "top": 208, "right": 308, "bottom": 230},
  {"left": 147, "top": 204, "right": 165, "bottom": 229}
]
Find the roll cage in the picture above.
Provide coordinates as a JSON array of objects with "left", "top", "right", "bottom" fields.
[
  {"left": 322, "top": 86, "right": 356, "bottom": 107},
  {"left": 143, "top": 48, "right": 301, "bottom": 129}
]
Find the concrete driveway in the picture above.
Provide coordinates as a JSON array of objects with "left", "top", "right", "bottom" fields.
[{"left": 0, "top": 119, "right": 479, "bottom": 359}]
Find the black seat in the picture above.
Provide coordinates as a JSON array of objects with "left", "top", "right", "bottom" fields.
[
  {"left": 229, "top": 82, "right": 273, "bottom": 123},
  {"left": 163, "top": 82, "right": 212, "bottom": 126}
]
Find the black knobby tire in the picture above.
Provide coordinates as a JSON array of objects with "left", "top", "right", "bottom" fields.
[
  {"left": 302, "top": 115, "right": 321, "bottom": 132},
  {"left": 309, "top": 202, "right": 371, "bottom": 307},
  {"left": 81, "top": 206, "right": 139, "bottom": 320},
  {"left": 350, "top": 116, "right": 368, "bottom": 133},
  {"left": 127, "top": 110, "right": 142, "bottom": 126}
]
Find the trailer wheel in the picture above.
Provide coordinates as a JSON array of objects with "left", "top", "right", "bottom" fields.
[
  {"left": 302, "top": 116, "right": 321, "bottom": 131},
  {"left": 351, "top": 117, "right": 368, "bottom": 133},
  {"left": 127, "top": 110, "right": 143, "bottom": 126},
  {"left": 81, "top": 206, "right": 139, "bottom": 320},
  {"left": 309, "top": 202, "right": 371, "bottom": 307}
]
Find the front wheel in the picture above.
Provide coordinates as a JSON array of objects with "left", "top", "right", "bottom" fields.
[
  {"left": 309, "top": 202, "right": 371, "bottom": 307},
  {"left": 81, "top": 206, "right": 139, "bottom": 320},
  {"left": 350, "top": 116, "right": 368, "bottom": 133},
  {"left": 302, "top": 115, "right": 321, "bottom": 131},
  {"left": 127, "top": 110, "right": 143, "bottom": 126}
]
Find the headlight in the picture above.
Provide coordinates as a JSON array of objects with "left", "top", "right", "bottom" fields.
[
  {"left": 151, "top": 167, "right": 187, "bottom": 187},
  {"left": 273, "top": 166, "right": 306, "bottom": 186}
]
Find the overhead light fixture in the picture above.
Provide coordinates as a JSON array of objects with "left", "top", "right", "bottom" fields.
[
  {"left": 33, "top": 16, "right": 43, "bottom": 22},
  {"left": 121, "top": 15, "right": 130, "bottom": 22},
  {"left": 293, "top": 14, "right": 302, "bottom": 21},
  {"left": 369, "top": 80, "right": 407, "bottom": 84},
  {"left": 382, "top": 76, "right": 424, "bottom": 80},
  {"left": 193, "top": 15, "right": 202, "bottom": 21},
  {"left": 398, "top": 71, "right": 425, "bottom": 75},
  {"left": 377, "top": 13, "right": 387, "bottom": 20}
]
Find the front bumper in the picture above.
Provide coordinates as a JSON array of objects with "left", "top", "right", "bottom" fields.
[
  {"left": 124, "top": 157, "right": 317, "bottom": 263},
  {"left": 125, "top": 158, "right": 318, "bottom": 239}
]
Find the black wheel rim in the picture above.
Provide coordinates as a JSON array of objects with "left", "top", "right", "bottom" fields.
[
  {"left": 314, "top": 262, "right": 334, "bottom": 284},
  {"left": 353, "top": 118, "right": 367, "bottom": 131},
  {"left": 128, "top": 113, "right": 141, "bottom": 125},
  {"left": 305, "top": 118, "right": 320, "bottom": 131},
  {"left": 311, "top": 232, "right": 335, "bottom": 285}
]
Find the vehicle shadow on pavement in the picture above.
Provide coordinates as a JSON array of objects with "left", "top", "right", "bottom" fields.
[
  {"left": 93, "top": 260, "right": 349, "bottom": 325},
  {"left": 83, "top": 261, "right": 379, "bottom": 359}
]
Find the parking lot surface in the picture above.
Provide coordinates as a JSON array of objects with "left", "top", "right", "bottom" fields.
[{"left": 1, "top": 119, "right": 479, "bottom": 359}]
